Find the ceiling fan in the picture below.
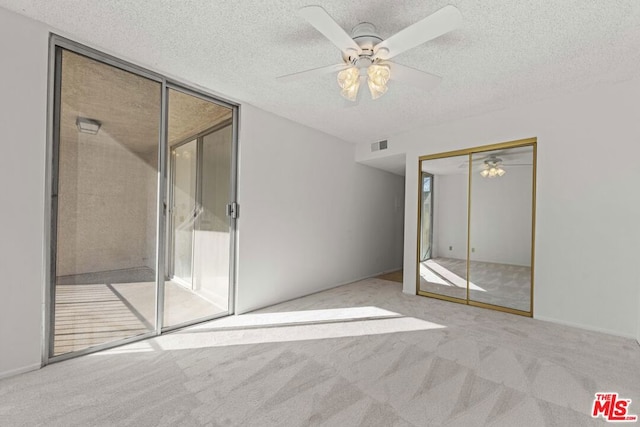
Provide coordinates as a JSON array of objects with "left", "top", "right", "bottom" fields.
[
  {"left": 479, "top": 156, "right": 508, "bottom": 178},
  {"left": 277, "top": 5, "right": 463, "bottom": 101},
  {"left": 458, "top": 154, "right": 532, "bottom": 178},
  {"left": 459, "top": 153, "right": 533, "bottom": 168}
]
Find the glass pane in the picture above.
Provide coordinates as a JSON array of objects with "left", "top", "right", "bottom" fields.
[
  {"left": 171, "top": 140, "right": 197, "bottom": 284},
  {"left": 418, "top": 155, "right": 469, "bottom": 301},
  {"left": 164, "top": 89, "right": 233, "bottom": 328},
  {"left": 53, "top": 49, "right": 160, "bottom": 356},
  {"left": 468, "top": 146, "right": 534, "bottom": 312},
  {"left": 420, "top": 173, "right": 433, "bottom": 260},
  {"left": 194, "top": 126, "right": 232, "bottom": 312}
]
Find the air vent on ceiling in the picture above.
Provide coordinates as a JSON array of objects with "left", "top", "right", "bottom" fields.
[{"left": 371, "top": 140, "right": 388, "bottom": 152}]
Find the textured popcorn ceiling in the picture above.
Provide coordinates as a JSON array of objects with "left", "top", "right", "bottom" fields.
[{"left": 2, "top": 1, "right": 639, "bottom": 144}]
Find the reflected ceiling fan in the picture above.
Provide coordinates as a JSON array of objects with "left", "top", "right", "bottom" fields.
[
  {"left": 459, "top": 154, "right": 532, "bottom": 178},
  {"left": 277, "top": 5, "right": 463, "bottom": 101}
]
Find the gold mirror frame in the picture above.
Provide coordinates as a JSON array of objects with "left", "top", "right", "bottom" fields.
[{"left": 416, "top": 137, "right": 537, "bottom": 317}]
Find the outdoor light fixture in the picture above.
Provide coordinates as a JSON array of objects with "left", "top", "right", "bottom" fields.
[
  {"left": 76, "top": 117, "right": 102, "bottom": 135},
  {"left": 337, "top": 64, "right": 390, "bottom": 101}
]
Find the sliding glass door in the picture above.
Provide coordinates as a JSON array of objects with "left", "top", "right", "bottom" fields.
[
  {"left": 164, "top": 88, "right": 233, "bottom": 328},
  {"left": 51, "top": 49, "right": 161, "bottom": 356},
  {"left": 49, "top": 40, "right": 237, "bottom": 360}
]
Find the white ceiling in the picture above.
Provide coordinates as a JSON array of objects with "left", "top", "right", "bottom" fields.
[{"left": 2, "top": 1, "right": 639, "bottom": 144}]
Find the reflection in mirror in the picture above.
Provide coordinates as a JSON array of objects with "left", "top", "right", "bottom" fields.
[
  {"left": 418, "top": 155, "right": 469, "bottom": 301},
  {"left": 420, "top": 172, "right": 433, "bottom": 260},
  {"left": 468, "top": 146, "right": 533, "bottom": 312}
]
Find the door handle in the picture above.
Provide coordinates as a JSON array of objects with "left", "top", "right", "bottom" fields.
[{"left": 226, "top": 202, "right": 239, "bottom": 219}]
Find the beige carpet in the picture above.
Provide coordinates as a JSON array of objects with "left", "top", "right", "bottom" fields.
[{"left": 4, "top": 278, "right": 639, "bottom": 426}]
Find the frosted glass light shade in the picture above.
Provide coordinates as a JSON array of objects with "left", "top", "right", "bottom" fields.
[
  {"left": 480, "top": 165, "right": 506, "bottom": 178},
  {"left": 337, "top": 67, "right": 359, "bottom": 89},
  {"left": 340, "top": 78, "right": 360, "bottom": 101},
  {"left": 367, "top": 64, "right": 390, "bottom": 86},
  {"left": 367, "top": 79, "right": 387, "bottom": 99},
  {"left": 367, "top": 64, "right": 390, "bottom": 99}
]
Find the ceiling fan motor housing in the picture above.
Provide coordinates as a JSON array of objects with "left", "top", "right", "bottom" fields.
[
  {"left": 484, "top": 156, "right": 503, "bottom": 168},
  {"left": 344, "top": 22, "right": 384, "bottom": 68}
]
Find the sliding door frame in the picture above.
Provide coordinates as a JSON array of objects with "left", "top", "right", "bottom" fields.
[
  {"left": 416, "top": 137, "right": 537, "bottom": 317},
  {"left": 44, "top": 35, "right": 239, "bottom": 365},
  {"left": 161, "top": 85, "right": 236, "bottom": 334}
]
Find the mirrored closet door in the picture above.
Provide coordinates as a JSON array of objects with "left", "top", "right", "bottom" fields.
[
  {"left": 418, "top": 155, "right": 469, "bottom": 302},
  {"left": 468, "top": 146, "right": 534, "bottom": 312},
  {"left": 417, "top": 139, "right": 536, "bottom": 316}
]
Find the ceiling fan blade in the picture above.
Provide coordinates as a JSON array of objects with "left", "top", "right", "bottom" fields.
[
  {"left": 299, "top": 6, "right": 362, "bottom": 55},
  {"left": 389, "top": 63, "right": 442, "bottom": 91},
  {"left": 277, "top": 63, "right": 348, "bottom": 82},
  {"left": 374, "top": 5, "right": 462, "bottom": 60}
]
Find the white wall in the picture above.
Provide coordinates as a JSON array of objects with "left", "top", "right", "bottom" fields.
[
  {"left": 56, "top": 131, "right": 157, "bottom": 276},
  {"left": 236, "top": 104, "right": 405, "bottom": 314},
  {"left": 357, "top": 77, "right": 640, "bottom": 339},
  {"left": 0, "top": 8, "right": 48, "bottom": 377}
]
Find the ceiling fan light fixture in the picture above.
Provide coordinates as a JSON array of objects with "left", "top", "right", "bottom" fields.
[
  {"left": 480, "top": 165, "right": 506, "bottom": 178},
  {"left": 337, "top": 66, "right": 361, "bottom": 101},
  {"left": 480, "top": 157, "right": 506, "bottom": 178},
  {"left": 367, "top": 64, "right": 390, "bottom": 99},
  {"left": 337, "top": 66, "right": 359, "bottom": 89},
  {"left": 340, "top": 78, "right": 360, "bottom": 101},
  {"left": 367, "top": 78, "right": 388, "bottom": 99},
  {"left": 367, "top": 64, "right": 390, "bottom": 86}
]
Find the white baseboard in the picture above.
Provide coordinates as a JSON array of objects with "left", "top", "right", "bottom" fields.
[
  {"left": 0, "top": 362, "right": 41, "bottom": 380},
  {"left": 534, "top": 315, "right": 637, "bottom": 340}
]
